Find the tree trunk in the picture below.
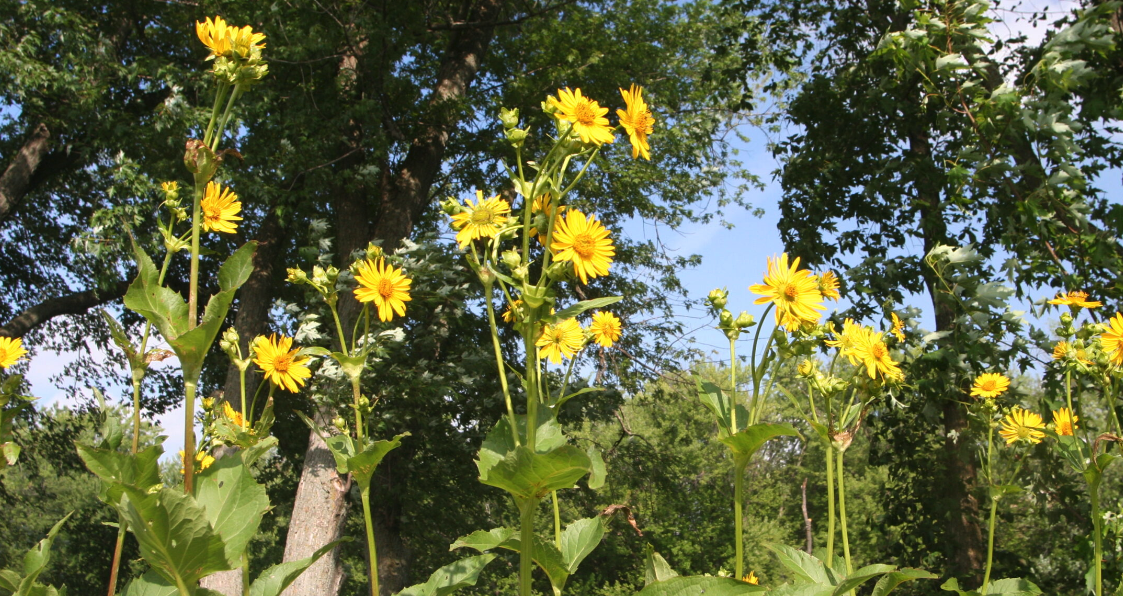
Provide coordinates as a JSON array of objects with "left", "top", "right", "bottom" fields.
[{"left": 0, "top": 123, "right": 53, "bottom": 226}]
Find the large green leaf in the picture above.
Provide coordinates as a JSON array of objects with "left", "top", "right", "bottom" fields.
[
  {"left": 476, "top": 414, "right": 566, "bottom": 481},
  {"left": 552, "top": 296, "right": 622, "bottom": 320},
  {"left": 395, "top": 554, "right": 497, "bottom": 596},
  {"left": 247, "top": 539, "right": 343, "bottom": 596},
  {"left": 478, "top": 445, "right": 590, "bottom": 500},
  {"left": 217, "top": 242, "right": 258, "bottom": 292},
  {"left": 940, "top": 577, "right": 1042, "bottom": 596},
  {"left": 559, "top": 517, "right": 604, "bottom": 574},
  {"left": 766, "top": 543, "right": 832, "bottom": 585},
  {"left": 448, "top": 528, "right": 515, "bottom": 552},
  {"left": 349, "top": 433, "right": 410, "bottom": 490},
  {"left": 643, "top": 546, "right": 678, "bottom": 585},
  {"left": 635, "top": 576, "right": 766, "bottom": 595},
  {"left": 123, "top": 237, "right": 187, "bottom": 346},
  {"left": 586, "top": 445, "right": 606, "bottom": 489},
  {"left": 168, "top": 287, "right": 237, "bottom": 382},
  {"left": 450, "top": 528, "right": 569, "bottom": 595},
  {"left": 768, "top": 583, "right": 835, "bottom": 596},
  {"left": 870, "top": 568, "right": 939, "bottom": 596},
  {"left": 121, "top": 571, "right": 177, "bottom": 596},
  {"left": 194, "top": 454, "right": 271, "bottom": 567},
  {"left": 12, "top": 514, "right": 71, "bottom": 596},
  {"left": 721, "top": 424, "right": 801, "bottom": 462},
  {"left": 117, "top": 486, "right": 230, "bottom": 587},
  {"left": 76, "top": 443, "right": 162, "bottom": 504},
  {"left": 829, "top": 564, "right": 898, "bottom": 595},
  {"left": 695, "top": 379, "right": 745, "bottom": 436}
]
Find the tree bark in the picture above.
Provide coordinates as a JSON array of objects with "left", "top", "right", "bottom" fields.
[
  {"left": 0, "top": 123, "right": 53, "bottom": 227},
  {"left": 0, "top": 280, "right": 129, "bottom": 338}
]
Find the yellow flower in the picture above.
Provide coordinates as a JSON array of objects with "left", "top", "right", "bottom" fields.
[
  {"left": 222, "top": 401, "right": 247, "bottom": 429},
  {"left": 1052, "top": 341, "right": 1092, "bottom": 366},
  {"left": 741, "top": 571, "right": 759, "bottom": 585},
  {"left": 551, "top": 210, "right": 615, "bottom": 284},
  {"left": 537, "top": 319, "right": 584, "bottom": 363},
  {"left": 850, "top": 327, "right": 902, "bottom": 381},
  {"left": 890, "top": 313, "right": 906, "bottom": 342},
  {"left": 970, "top": 373, "right": 1010, "bottom": 399},
  {"left": 1048, "top": 291, "right": 1102, "bottom": 309},
  {"left": 0, "top": 337, "right": 28, "bottom": 369},
  {"left": 179, "top": 449, "right": 216, "bottom": 475},
  {"left": 749, "top": 253, "right": 825, "bottom": 331},
  {"left": 503, "top": 299, "right": 523, "bottom": 323},
  {"left": 1101, "top": 313, "right": 1123, "bottom": 366},
  {"left": 200, "top": 181, "right": 242, "bottom": 234},
  {"left": 998, "top": 407, "right": 1046, "bottom": 445},
  {"left": 617, "top": 84, "right": 655, "bottom": 160},
  {"left": 253, "top": 334, "right": 312, "bottom": 393},
  {"left": 229, "top": 24, "right": 266, "bottom": 59},
  {"left": 354, "top": 258, "right": 413, "bottom": 322},
  {"left": 550, "top": 88, "right": 616, "bottom": 145},
  {"left": 450, "top": 191, "right": 510, "bottom": 249},
  {"left": 529, "top": 193, "right": 565, "bottom": 245},
  {"left": 589, "top": 311, "right": 622, "bottom": 348},
  {"left": 196, "top": 16, "right": 232, "bottom": 58},
  {"left": 1052, "top": 407, "right": 1078, "bottom": 436},
  {"left": 825, "top": 318, "right": 862, "bottom": 364},
  {"left": 818, "top": 270, "right": 840, "bottom": 301}
]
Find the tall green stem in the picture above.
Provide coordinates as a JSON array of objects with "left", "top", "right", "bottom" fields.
[
  {"left": 523, "top": 329, "right": 540, "bottom": 449},
  {"left": 981, "top": 425, "right": 996, "bottom": 594},
  {"left": 183, "top": 380, "right": 198, "bottom": 493},
  {"left": 836, "top": 449, "right": 852, "bottom": 576},
  {"left": 352, "top": 378, "right": 364, "bottom": 442},
  {"left": 241, "top": 552, "right": 251, "bottom": 596},
  {"left": 1090, "top": 475, "right": 1103, "bottom": 596},
  {"left": 552, "top": 490, "right": 562, "bottom": 548},
  {"left": 518, "top": 498, "right": 539, "bottom": 596},
  {"left": 734, "top": 459, "right": 746, "bottom": 579},
  {"left": 187, "top": 179, "right": 203, "bottom": 330},
  {"left": 361, "top": 488, "right": 380, "bottom": 596},
  {"left": 825, "top": 446, "right": 836, "bottom": 564},
  {"left": 484, "top": 287, "right": 519, "bottom": 446},
  {"left": 729, "top": 337, "right": 738, "bottom": 432},
  {"left": 106, "top": 524, "right": 127, "bottom": 596}
]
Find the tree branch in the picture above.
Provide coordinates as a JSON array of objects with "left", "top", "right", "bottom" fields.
[
  {"left": 0, "top": 123, "right": 52, "bottom": 226},
  {"left": 0, "top": 281, "right": 130, "bottom": 338}
]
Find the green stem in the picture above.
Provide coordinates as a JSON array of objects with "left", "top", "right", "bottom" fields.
[
  {"left": 552, "top": 490, "right": 562, "bottom": 548},
  {"left": 518, "top": 498, "right": 539, "bottom": 596},
  {"left": 361, "top": 488, "right": 380, "bottom": 596},
  {"left": 484, "top": 285, "right": 519, "bottom": 446},
  {"left": 183, "top": 380, "right": 198, "bottom": 493},
  {"left": 210, "top": 84, "right": 243, "bottom": 153},
  {"left": 825, "top": 445, "right": 836, "bottom": 565},
  {"left": 982, "top": 425, "right": 996, "bottom": 594},
  {"left": 203, "top": 82, "right": 230, "bottom": 146},
  {"left": 239, "top": 367, "right": 249, "bottom": 430},
  {"left": 524, "top": 328, "right": 540, "bottom": 449},
  {"left": 331, "top": 303, "right": 350, "bottom": 357},
  {"left": 1091, "top": 476, "right": 1103, "bottom": 596},
  {"left": 729, "top": 337, "right": 738, "bottom": 433},
  {"left": 836, "top": 449, "right": 853, "bottom": 577},
  {"left": 352, "top": 377, "right": 365, "bottom": 443},
  {"left": 241, "top": 551, "right": 250, "bottom": 596},
  {"left": 188, "top": 178, "right": 204, "bottom": 330},
  {"left": 734, "top": 459, "right": 746, "bottom": 580},
  {"left": 106, "top": 521, "right": 126, "bottom": 596}
]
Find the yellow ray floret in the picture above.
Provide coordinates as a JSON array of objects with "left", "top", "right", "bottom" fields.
[
  {"left": 741, "top": 571, "right": 759, "bottom": 585},
  {"left": 749, "top": 253, "right": 825, "bottom": 331},
  {"left": 354, "top": 258, "right": 413, "bottom": 322},
  {"left": 1047, "top": 290, "right": 1102, "bottom": 309},
  {"left": 850, "top": 327, "right": 902, "bottom": 381},
  {"left": 817, "top": 270, "right": 840, "bottom": 301},
  {"left": 529, "top": 193, "right": 565, "bottom": 245},
  {"left": 1052, "top": 407, "right": 1078, "bottom": 436},
  {"left": 537, "top": 319, "right": 584, "bottom": 364},
  {"left": 223, "top": 401, "right": 247, "bottom": 429},
  {"left": 179, "top": 449, "right": 216, "bottom": 475},
  {"left": 196, "top": 16, "right": 232, "bottom": 58},
  {"left": 1101, "top": 312, "right": 1123, "bottom": 366},
  {"left": 200, "top": 181, "right": 243, "bottom": 234},
  {"left": 617, "top": 84, "right": 655, "bottom": 160},
  {"left": 970, "top": 373, "right": 1010, "bottom": 399},
  {"left": 589, "top": 311, "right": 622, "bottom": 348},
  {"left": 550, "top": 87, "right": 616, "bottom": 146},
  {"left": 551, "top": 210, "right": 615, "bottom": 284},
  {"left": 999, "top": 407, "right": 1045, "bottom": 445},
  {"left": 1052, "top": 340, "right": 1092, "bottom": 365},
  {"left": 253, "top": 334, "right": 312, "bottom": 393},
  {"left": 825, "top": 318, "right": 862, "bottom": 365},
  {"left": 0, "top": 337, "right": 28, "bottom": 368},
  {"left": 450, "top": 191, "right": 510, "bottom": 249},
  {"left": 229, "top": 24, "right": 266, "bottom": 59},
  {"left": 890, "top": 313, "right": 906, "bottom": 342}
]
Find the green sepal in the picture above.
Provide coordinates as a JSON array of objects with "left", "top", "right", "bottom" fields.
[
  {"left": 247, "top": 539, "right": 346, "bottom": 596},
  {"left": 349, "top": 432, "right": 410, "bottom": 491},
  {"left": 635, "top": 576, "right": 766, "bottom": 595},
  {"left": 643, "top": 546, "right": 679, "bottom": 585},
  {"left": 194, "top": 454, "right": 271, "bottom": 567},
  {"left": 478, "top": 445, "right": 591, "bottom": 500},
  {"left": 394, "top": 554, "right": 497, "bottom": 596}
]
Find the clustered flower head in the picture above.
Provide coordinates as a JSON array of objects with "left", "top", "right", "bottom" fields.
[
  {"left": 999, "top": 407, "right": 1045, "bottom": 445},
  {"left": 589, "top": 311, "right": 622, "bottom": 348},
  {"left": 450, "top": 191, "right": 510, "bottom": 249},
  {"left": 353, "top": 258, "right": 413, "bottom": 322},
  {"left": 544, "top": 85, "right": 656, "bottom": 159},
  {"left": 551, "top": 210, "right": 615, "bottom": 284},
  {"left": 537, "top": 318, "right": 585, "bottom": 363},
  {"left": 253, "top": 334, "right": 312, "bottom": 393},
  {"left": 200, "top": 181, "right": 243, "bottom": 234},
  {"left": 970, "top": 373, "right": 1010, "bottom": 399},
  {"left": 196, "top": 15, "right": 268, "bottom": 83}
]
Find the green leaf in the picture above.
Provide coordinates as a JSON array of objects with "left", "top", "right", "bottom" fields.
[
  {"left": 217, "top": 242, "right": 258, "bottom": 292},
  {"left": 768, "top": 584, "right": 835, "bottom": 596},
  {"left": 695, "top": 379, "right": 735, "bottom": 435},
  {"left": 720, "top": 423, "right": 802, "bottom": 463},
  {"left": 0, "top": 570, "right": 19, "bottom": 592},
  {"left": 985, "top": 578, "right": 1043, "bottom": 595},
  {"left": 76, "top": 443, "right": 162, "bottom": 504},
  {"left": 123, "top": 273, "right": 188, "bottom": 350},
  {"left": 643, "top": 546, "right": 679, "bottom": 585},
  {"left": 296, "top": 411, "right": 354, "bottom": 475},
  {"left": 247, "top": 539, "right": 344, "bottom": 596},
  {"left": 552, "top": 296, "right": 622, "bottom": 320},
  {"left": 349, "top": 432, "right": 410, "bottom": 490},
  {"left": 121, "top": 570, "right": 177, "bottom": 596},
  {"left": 939, "top": 578, "right": 976, "bottom": 595},
  {"left": 449, "top": 528, "right": 515, "bottom": 552},
  {"left": 100, "top": 310, "right": 139, "bottom": 366},
  {"left": 449, "top": 527, "right": 569, "bottom": 595},
  {"left": 15, "top": 514, "right": 72, "bottom": 596},
  {"left": 395, "top": 554, "right": 497, "bottom": 596},
  {"left": 1050, "top": 434, "right": 1086, "bottom": 474},
  {"left": 168, "top": 287, "right": 237, "bottom": 382},
  {"left": 117, "top": 486, "right": 230, "bottom": 587},
  {"left": 475, "top": 414, "right": 564, "bottom": 481},
  {"left": 478, "top": 445, "right": 590, "bottom": 500},
  {"left": 635, "top": 576, "right": 766, "bottom": 595},
  {"left": 559, "top": 517, "right": 604, "bottom": 573},
  {"left": 194, "top": 454, "right": 271, "bottom": 567},
  {"left": 871, "top": 568, "right": 939, "bottom": 596},
  {"left": 766, "top": 543, "right": 831, "bottom": 585},
  {"left": 830, "top": 564, "right": 897, "bottom": 595},
  {"left": 586, "top": 445, "right": 606, "bottom": 489}
]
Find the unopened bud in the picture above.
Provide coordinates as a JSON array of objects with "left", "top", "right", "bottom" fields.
[
  {"left": 183, "top": 139, "right": 218, "bottom": 179},
  {"left": 546, "top": 261, "right": 571, "bottom": 281},
  {"left": 506, "top": 127, "right": 528, "bottom": 146},
  {"left": 499, "top": 107, "right": 520, "bottom": 129},
  {"left": 442, "top": 197, "right": 463, "bottom": 215},
  {"left": 719, "top": 310, "right": 734, "bottom": 328},
  {"left": 502, "top": 250, "right": 522, "bottom": 270},
  {"left": 479, "top": 267, "right": 497, "bottom": 285},
  {"left": 332, "top": 417, "right": 347, "bottom": 431},
  {"left": 734, "top": 311, "right": 755, "bottom": 329},
  {"left": 287, "top": 267, "right": 308, "bottom": 284},
  {"left": 797, "top": 359, "right": 815, "bottom": 377},
  {"left": 706, "top": 288, "right": 728, "bottom": 311},
  {"left": 365, "top": 243, "right": 383, "bottom": 261},
  {"left": 1060, "top": 312, "right": 1074, "bottom": 325}
]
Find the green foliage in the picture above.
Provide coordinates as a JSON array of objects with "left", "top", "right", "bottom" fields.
[
  {"left": 0, "top": 514, "right": 71, "bottom": 596},
  {"left": 395, "top": 555, "right": 497, "bottom": 596}
]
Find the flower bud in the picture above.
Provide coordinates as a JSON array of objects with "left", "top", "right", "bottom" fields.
[
  {"left": 719, "top": 310, "right": 734, "bottom": 328},
  {"left": 1060, "top": 312, "right": 1074, "bottom": 325},
  {"left": 333, "top": 417, "right": 347, "bottom": 431},
  {"left": 365, "top": 243, "right": 383, "bottom": 261},
  {"left": 161, "top": 181, "right": 180, "bottom": 204},
  {"left": 797, "top": 359, "right": 815, "bottom": 378},
  {"left": 546, "top": 260, "right": 571, "bottom": 281},
  {"left": 287, "top": 267, "right": 308, "bottom": 284},
  {"left": 479, "top": 267, "right": 497, "bottom": 285},
  {"left": 502, "top": 250, "right": 522, "bottom": 270},
  {"left": 706, "top": 288, "right": 729, "bottom": 311},
  {"left": 506, "top": 127, "right": 528, "bottom": 146},
  {"left": 734, "top": 311, "right": 755, "bottom": 329},
  {"left": 183, "top": 139, "right": 218, "bottom": 179},
  {"left": 202, "top": 397, "right": 216, "bottom": 410},
  {"left": 441, "top": 196, "right": 463, "bottom": 215},
  {"left": 500, "top": 107, "right": 520, "bottom": 129},
  {"left": 513, "top": 264, "right": 530, "bottom": 281}
]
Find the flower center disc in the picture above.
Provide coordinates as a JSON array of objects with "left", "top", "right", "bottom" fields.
[
  {"left": 871, "top": 343, "right": 887, "bottom": 359},
  {"left": 573, "top": 234, "right": 596, "bottom": 258},
  {"left": 378, "top": 278, "right": 395, "bottom": 298},
  {"left": 470, "top": 208, "right": 493, "bottom": 225},
  {"left": 574, "top": 102, "right": 597, "bottom": 125},
  {"left": 274, "top": 353, "right": 293, "bottom": 373},
  {"left": 781, "top": 283, "right": 798, "bottom": 301}
]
